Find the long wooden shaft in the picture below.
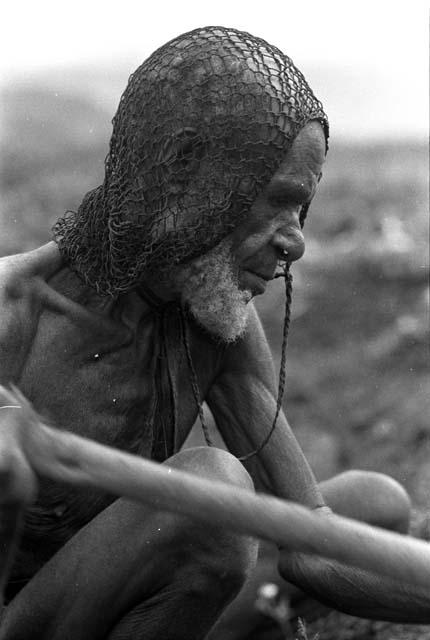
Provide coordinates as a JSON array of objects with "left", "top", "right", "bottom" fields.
[{"left": 19, "top": 418, "right": 430, "bottom": 590}]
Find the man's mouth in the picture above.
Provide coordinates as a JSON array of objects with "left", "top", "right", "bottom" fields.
[{"left": 239, "top": 269, "right": 273, "bottom": 295}]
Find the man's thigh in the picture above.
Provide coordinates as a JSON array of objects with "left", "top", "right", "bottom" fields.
[{"left": 0, "top": 447, "right": 257, "bottom": 640}]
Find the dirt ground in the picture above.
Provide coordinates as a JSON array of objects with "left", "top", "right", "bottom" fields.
[
  {"left": 252, "top": 143, "right": 430, "bottom": 640},
  {"left": 1, "top": 82, "right": 429, "bottom": 639}
]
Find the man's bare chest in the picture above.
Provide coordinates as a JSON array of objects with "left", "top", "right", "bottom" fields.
[
  {"left": 19, "top": 310, "right": 154, "bottom": 454},
  {"left": 11, "top": 302, "right": 224, "bottom": 580},
  {"left": 18, "top": 305, "right": 220, "bottom": 456}
]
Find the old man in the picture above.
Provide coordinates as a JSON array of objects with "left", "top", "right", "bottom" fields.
[{"left": 0, "top": 26, "right": 428, "bottom": 640}]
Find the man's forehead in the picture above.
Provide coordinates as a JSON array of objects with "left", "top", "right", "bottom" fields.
[
  {"left": 286, "top": 121, "right": 326, "bottom": 166},
  {"left": 268, "top": 121, "right": 326, "bottom": 189}
]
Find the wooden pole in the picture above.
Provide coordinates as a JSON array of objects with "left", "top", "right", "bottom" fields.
[{"left": 13, "top": 409, "right": 430, "bottom": 591}]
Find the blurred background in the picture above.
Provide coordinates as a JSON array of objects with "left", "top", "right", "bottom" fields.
[{"left": 1, "top": 1, "right": 429, "bottom": 633}]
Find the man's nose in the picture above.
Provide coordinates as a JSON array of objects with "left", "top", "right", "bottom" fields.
[{"left": 271, "top": 225, "right": 305, "bottom": 262}]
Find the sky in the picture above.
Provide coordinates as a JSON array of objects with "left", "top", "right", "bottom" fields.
[{"left": 1, "top": 0, "right": 428, "bottom": 140}]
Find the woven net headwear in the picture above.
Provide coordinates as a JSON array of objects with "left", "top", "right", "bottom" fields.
[{"left": 53, "top": 26, "right": 328, "bottom": 296}]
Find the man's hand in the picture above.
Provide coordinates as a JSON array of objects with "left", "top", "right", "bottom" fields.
[{"left": 278, "top": 508, "right": 430, "bottom": 624}]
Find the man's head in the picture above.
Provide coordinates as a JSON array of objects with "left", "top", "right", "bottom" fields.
[
  {"left": 167, "top": 120, "right": 326, "bottom": 342},
  {"left": 53, "top": 26, "right": 328, "bottom": 297}
]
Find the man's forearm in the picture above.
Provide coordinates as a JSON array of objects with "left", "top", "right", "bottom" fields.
[
  {"left": 207, "top": 333, "right": 327, "bottom": 509},
  {"left": 210, "top": 377, "right": 325, "bottom": 508},
  {"left": 246, "top": 432, "right": 325, "bottom": 507},
  {"left": 281, "top": 552, "right": 430, "bottom": 623},
  {"left": 240, "top": 406, "right": 325, "bottom": 509}
]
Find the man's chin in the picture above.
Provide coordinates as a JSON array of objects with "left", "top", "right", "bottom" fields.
[
  {"left": 173, "top": 237, "right": 254, "bottom": 342},
  {"left": 189, "top": 302, "right": 251, "bottom": 343}
]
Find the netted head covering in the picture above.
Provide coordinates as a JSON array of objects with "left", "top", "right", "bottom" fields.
[{"left": 53, "top": 26, "right": 329, "bottom": 296}]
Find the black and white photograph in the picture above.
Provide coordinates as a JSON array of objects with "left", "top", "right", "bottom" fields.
[{"left": 0, "top": 2, "right": 428, "bottom": 638}]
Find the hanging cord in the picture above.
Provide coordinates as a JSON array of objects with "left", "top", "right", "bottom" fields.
[
  {"left": 177, "top": 261, "right": 293, "bottom": 458},
  {"left": 154, "top": 306, "right": 180, "bottom": 460},
  {"left": 140, "top": 292, "right": 180, "bottom": 461},
  {"left": 179, "top": 305, "right": 215, "bottom": 447},
  {"left": 163, "top": 308, "right": 179, "bottom": 457},
  {"left": 144, "top": 316, "right": 161, "bottom": 459},
  {"left": 238, "top": 264, "right": 293, "bottom": 461},
  {"left": 238, "top": 204, "right": 307, "bottom": 460}
]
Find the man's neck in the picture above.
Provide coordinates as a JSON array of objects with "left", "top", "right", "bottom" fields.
[
  {"left": 47, "top": 261, "right": 155, "bottom": 329},
  {"left": 139, "top": 272, "right": 181, "bottom": 306}
]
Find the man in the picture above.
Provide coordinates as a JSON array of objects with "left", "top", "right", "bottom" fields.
[{"left": 0, "top": 26, "right": 428, "bottom": 640}]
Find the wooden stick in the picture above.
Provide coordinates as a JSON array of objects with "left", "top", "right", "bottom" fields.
[{"left": 9, "top": 409, "right": 427, "bottom": 591}]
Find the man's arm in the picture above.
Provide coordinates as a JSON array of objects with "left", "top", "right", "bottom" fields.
[
  {"left": 0, "top": 244, "right": 63, "bottom": 385},
  {"left": 279, "top": 544, "right": 430, "bottom": 623},
  {"left": 206, "top": 303, "right": 324, "bottom": 507},
  {"left": 0, "top": 309, "right": 38, "bottom": 603},
  {"left": 0, "top": 245, "right": 61, "bottom": 601},
  {"left": 207, "top": 305, "right": 430, "bottom": 622}
]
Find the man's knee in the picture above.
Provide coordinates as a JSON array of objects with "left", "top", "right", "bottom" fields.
[
  {"left": 323, "top": 469, "right": 411, "bottom": 533},
  {"left": 162, "top": 447, "right": 258, "bottom": 601},
  {"left": 165, "top": 446, "right": 254, "bottom": 491}
]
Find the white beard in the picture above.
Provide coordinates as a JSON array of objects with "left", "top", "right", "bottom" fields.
[{"left": 173, "top": 239, "right": 252, "bottom": 343}]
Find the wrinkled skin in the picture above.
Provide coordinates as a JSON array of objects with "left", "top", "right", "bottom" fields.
[{"left": 0, "top": 122, "right": 427, "bottom": 640}]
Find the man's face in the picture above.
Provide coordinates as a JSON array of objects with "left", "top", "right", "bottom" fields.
[
  {"left": 229, "top": 120, "right": 326, "bottom": 297},
  {"left": 170, "top": 120, "right": 326, "bottom": 342}
]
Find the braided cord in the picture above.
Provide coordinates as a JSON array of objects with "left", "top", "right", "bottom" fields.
[
  {"left": 163, "top": 311, "right": 179, "bottom": 456},
  {"left": 239, "top": 267, "right": 292, "bottom": 461},
  {"left": 179, "top": 306, "right": 214, "bottom": 447}
]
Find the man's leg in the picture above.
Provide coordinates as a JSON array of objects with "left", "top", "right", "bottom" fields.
[
  {"left": 207, "top": 469, "right": 411, "bottom": 640},
  {"left": 319, "top": 469, "right": 411, "bottom": 533},
  {"left": 0, "top": 447, "right": 258, "bottom": 640}
]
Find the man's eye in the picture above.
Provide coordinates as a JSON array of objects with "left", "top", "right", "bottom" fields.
[{"left": 268, "top": 194, "right": 300, "bottom": 208}]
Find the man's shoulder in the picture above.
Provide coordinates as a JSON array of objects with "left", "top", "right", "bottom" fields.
[
  {"left": 0, "top": 243, "right": 62, "bottom": 383},
  {"left": 0, "top": 242, "right": 60, "bottom": 290}
]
